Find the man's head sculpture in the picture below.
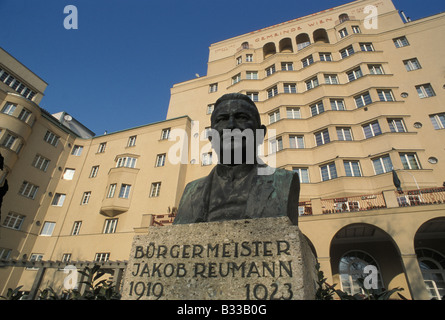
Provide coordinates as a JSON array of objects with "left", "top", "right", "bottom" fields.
[
  {"left": 209, "top": 93, "right": 266, "bottom": 166},
  {"left": 173, "top": 93, "right": 300, "bottom": 225}
]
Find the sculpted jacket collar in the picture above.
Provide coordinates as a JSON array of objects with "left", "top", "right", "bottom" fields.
[{"left": 187, "top": 164, "right": 276, "bottom": 223}]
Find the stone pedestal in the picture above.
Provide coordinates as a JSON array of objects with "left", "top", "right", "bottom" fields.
[{"left": 121, "top": 217, "right": 317, "bottom": 300}]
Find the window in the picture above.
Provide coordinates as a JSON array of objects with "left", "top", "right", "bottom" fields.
[
  {"left": 281, "top": 62, "right": 293, "bottom": 71},
  {"left": 156, "top": 154, "right": 166, "bottom": 167},
  {"left": 315, "top": 129, "right": 330, "bottom": 146},
  {"left": 301, "top": 55, "right": 314, "bottom": 68},
  {"left": 339, "top": 28, "right": 348, "bottom": 38},
  {"left": 62, "top": 254, "right": 71, "bottom": 263},
  {"left": 400, "top": 153, "right": 421, "bottom": 170},
  {"left": 119, "top": 184, "right": 131, "bottom": 199},
  {"left": 95, "top": 253, "right": 110, "bottom": 262},
  {"left": 352, "top": 25, "right": 361, "bottom": 33},
  {"left": 320, "top": 162, "right": 337, "bottom": 181},
  {"left": 339, "top": 251, "right": 384, "bottom": 296},
  {"left": 44, "top": 131, "right": 59, "bottom": 147},
  {"left": 232, "top": 73, "right": 241, "bottom": 85},
  {"left": 81, "top": 192, "right": 91, "bottom": 205},
  {"left": 289, "top": 135, "right": 304, "bottom": 149},
  {"left": 362, "top": 121, "right": 382, "bottom": 139},
  {"left": 0, "top": 248, "right": 11, "bottom": 260},
  {"left": 430, "top": 113, "right": 445, "bottom": 130},
  {"left": 107, "top": 184, "right": 116, "bottom": 198},
  {"left": 269, "top": 110, "right": 280, "bottom": 124},
  {"left": 19, "top": 181, "right": 39, "bottom": 199},
  {"left": 161, "top": 128, "right": 170, "bottom": 140},
  {"left": 40, "top": 222, "right": 56, "bottom": 236},
  {"left": 209, "top": 83, "right": 218, "bottom": 93},
  {"left": 202, "top": 152, "right": 213, "bottom": 166},
  {"left": 236, "top": 56, "right": 242, "bottom": 65},
  {"left": 319, "top": 52, "right": 332, "bottom": 62},
  {"left": 2, "top": 133, "right": 17, "bottom": 149},
  {"left": 103, "top": 219, "right": 118, "bottom": 234},
  {"left": 310, "top": 101, "right": 325, "bottom": 116},
  {"left": 404, "top": 58, "right": 421, "bottom": 71},
  {"left": 246, "top": 54, "right": 253, "bottom": 62},
  {"left": 388, "top": 118, "right": 406, "bottom": 133},
  {"left": 71, "top": 145, "right": 83, "bottom": 156},
  {"left": 283, "top": 83, "right": 297, "bottom": 93},
  {"left": 347, "top": 68, "right": 363, "bottom": 81},
  {"left": 354, "top": 92, "right": 372, "bottom": 108},
  {"left": 330, "top": 99, "right": 346, "bottom": 111},
  {"left": 18, "top": 108, "right": 32, "bottom": 122},
  {"left": 265, "top": 65, "right": 276, "bottom": 77},
  {"left": 32, "top": 154, "right": 50, "bottom": 172},
  {"left": 293, "top": 167, "right": 310, "bottom": 183},
  {"left": 393, "top": 36, "right": 409, "bottom": 48},
  {"left": 416, "top": 84, "right": 435, "bottom": 98},
  {"left": 127, "top": 135, "right": 137, "bottom": 147},
  {"left": 340, "top": 45, "right": 354, "bottom": 59},
  {"left": 72, "top": 221, "right": 82, "bottom": 235},
  {"left": 287, "top": 107, "right": 301, "bottom": 119},
  {"left": 90, "top": 165, "right": 99, "bottom": 178},
  {"left": 2, "top": 212, "right": 25, "bottom": 230},
  {"left": 336, "top": 127, "right": 353, "bottom": 141},
  {"left": 246, "top": 92, "right": 259, "bottom": 102},
  {"left": 206, "top": 104, "right": 214, "bottom": 115},
  {"left": 97, "top": 142, "right": 106, "bottom": 153},
  {"left": 2, "top": 103, "right": 16, "bottom": 115},
  {"left": 324, "top": 74, "right": 339, "bottom": 84},
  {"left": 61, "top": 168, "right": 75, "bottom": 180},
  {"left": 246, "top": 71, "right": 258, "bottom": 80},
  {"left": 344, "top": 161, "right": 362, "bottom": 177},
  {"left": 150, "top": 182, "right": 161, "bottom": 197},
  {"left": 306, "top": 77, "right": 319, "bottom": 90},
  {"left": 269, "top": 137, "right": 283, "bottom": 153},
  {"left": 116, "top": 156, "right": 137, "bottom": 168},
  {"left": 368, "top": 64, "right": 384, "bottom": 75},
  {"left": 267, "top": 86, "right": 278, "bottom": 98},
  {"left": 416, "top": 248, "right": 445, "bottom": 300},
  {"left": 372, "top": 155, "right": 393, "bottom": 175},
  {"left": 377, "top": 89, "right": 394, "bottom": 102},
  {"left": 360, "top": 42, "right": 374, "bottom": 51},
  {"left": 28, "top": 254, "right": 43, "bottom": 269},
  {"left": 51, "top": 193, "right": 66, "bottom": 207}
]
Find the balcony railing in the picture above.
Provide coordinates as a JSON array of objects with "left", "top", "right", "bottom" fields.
[
  {"left": 321, "top": 193, "right": 387, "bottom": 214},
  {"left": 395, "top": 187, "right": 445, "bottom": 207}
]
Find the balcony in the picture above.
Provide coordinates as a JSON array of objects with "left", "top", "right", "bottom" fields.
[{"left": 300, "top": 187, "right": 445, "bottom": 217}]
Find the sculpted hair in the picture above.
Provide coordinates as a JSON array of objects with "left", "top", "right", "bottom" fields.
[{"left": 212, "top": 93, "right": 262, "bottom": 126}]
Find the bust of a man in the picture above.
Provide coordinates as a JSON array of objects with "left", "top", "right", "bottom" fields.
[{"left": 173, "top": 93, "right": 300, "bottom": 225}]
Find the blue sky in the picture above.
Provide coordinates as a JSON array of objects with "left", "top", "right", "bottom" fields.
[{"left": 1, "top": 0, "right": 444, "bottom": 135}]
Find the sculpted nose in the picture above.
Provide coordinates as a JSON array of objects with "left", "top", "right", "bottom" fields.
[{"left": 226, "top": 116, "right": 236, "bottom": 129}]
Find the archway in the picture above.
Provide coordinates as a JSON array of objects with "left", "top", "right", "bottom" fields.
[
  {"left": 414, "top": 217, "right": 445, "bottom": 299},
  {"left": 313, "top": 28, "right": 330, "bottom": 43},
  {"left": 296, "top": 33, "right": 311, "bottom": 51},
  {"left": 263, "top": 42, "right": 276, "bottom": 59},
  {"left": 279, "top": 38, "right": 293, "bottom": 53},
  {"left": 330, "top": 223, "right": 407, "bottom": 295}
]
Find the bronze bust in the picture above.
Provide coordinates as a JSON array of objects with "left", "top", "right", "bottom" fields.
[{"left": 173, "top": 93, "right": 300, "bottom": 225}]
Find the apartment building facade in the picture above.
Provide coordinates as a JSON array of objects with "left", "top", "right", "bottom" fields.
[{"left": 0, "top": 0, "right": 444, "bottom": 299}]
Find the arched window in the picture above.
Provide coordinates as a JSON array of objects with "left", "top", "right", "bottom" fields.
[
  {"left": 339, "top": 13, "right": 350, "bottom": 23},
  {"left": 241, "top": 42, "right": 249, "bottom": 50},
  {"left": 416, "top": 248, "right": 445, "bottom": 299},
  {"left": 279, "top": 38, "right": 293, "bottom": 53},
  {"left": 339, "top": 250, "right": 384, "bottom": 295},
  {"left": 263, "top": 42, "right": 276, "bottom": 59},
  {"left": 313, "top": 28, "right": 330, "bottom": 43},
  {"left": 296, "top": 33, "right": 311, "bottom": 51}
]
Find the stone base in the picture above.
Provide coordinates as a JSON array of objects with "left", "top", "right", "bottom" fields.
[{"left": 121, "top": 217, "right": 317, "bottom": 300}]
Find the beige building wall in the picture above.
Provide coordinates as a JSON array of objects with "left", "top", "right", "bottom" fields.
[{"left": 0, "top": 0, "right": 444, "bottom": 300}]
